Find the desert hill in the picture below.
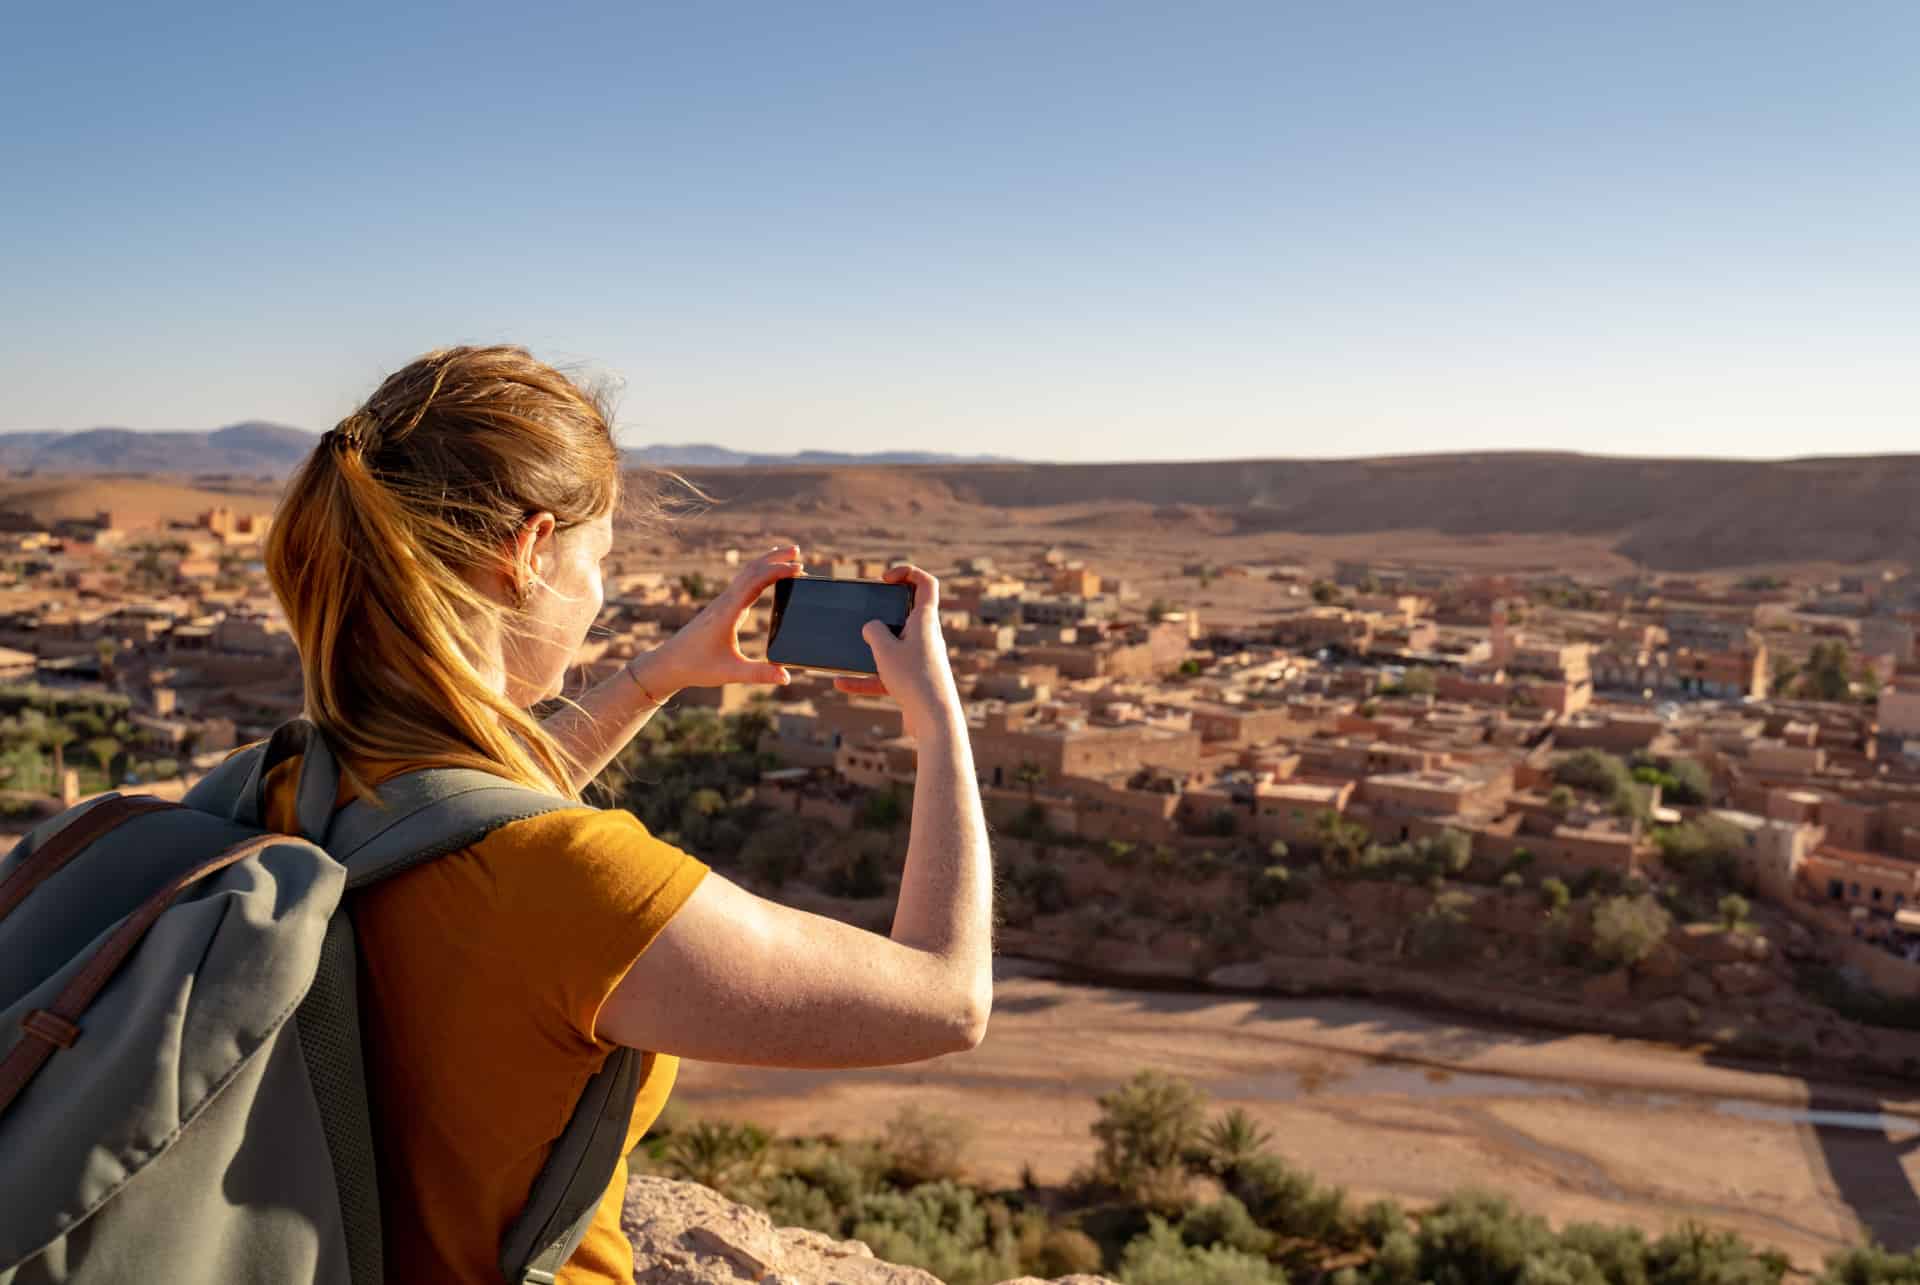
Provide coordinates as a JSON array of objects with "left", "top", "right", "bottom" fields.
[
  {"left": 0, "top": 476, "right": 284, "bottom": 527},
  {"left": 675, "top": 452, "right": 1920, "bottom": 572},
  {"left": 0, "top": 424, "right": 314, "bottom": 476},
  {"left": 0, "top": 447, "right": 1911, "bottom": 573}
]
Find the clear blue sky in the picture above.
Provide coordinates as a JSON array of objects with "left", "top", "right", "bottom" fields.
[{"left": 3, "top": 1, "right": 1914, "bottom": 462}]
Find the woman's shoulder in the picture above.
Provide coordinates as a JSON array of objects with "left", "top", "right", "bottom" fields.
[
  {"left": 357, "top": 794, "right": 710, "bottom": 1052},
  {"left": 375, "top": 791, "right": 706, "bottom": 913}
]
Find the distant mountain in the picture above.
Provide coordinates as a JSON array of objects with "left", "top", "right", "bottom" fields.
[
  {"left": 0, "top": 428, "right": 1010, "bottom": 477},
  {"left": 677, "top": 450, "right": 1920, "bottom": 572},
  {"left": 626, "top": 443, "right": 1017, "bottom": 468},
  {"left": 0, "top": 423, "right": 316, "bottom": 476}
]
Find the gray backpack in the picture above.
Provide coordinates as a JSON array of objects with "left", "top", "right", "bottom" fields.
[{"left": 0, "top": 719, "right": 644, "bottom": 1284}]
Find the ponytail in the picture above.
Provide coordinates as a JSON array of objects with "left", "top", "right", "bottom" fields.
[{"left": 266, "top": 346, "right": 631, "bottom": 804}]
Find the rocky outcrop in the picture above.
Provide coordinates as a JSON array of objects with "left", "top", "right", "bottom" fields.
[{"left": 621, "top": 1176, "right": 1119, "bottom": 1285}]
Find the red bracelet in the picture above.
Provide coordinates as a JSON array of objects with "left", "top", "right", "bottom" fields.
[{"left": 624, "top": 662, "right": 665, "bottom": 707}]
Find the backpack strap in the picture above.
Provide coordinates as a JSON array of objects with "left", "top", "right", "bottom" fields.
[
  {"left": 327, "top": 768, "right": 575, "bottom": 891},
  {"left": 325, "top": 768, "right": 639, "bottom": 1283},
  {"left": 201, "top": 718, "right": 342, "bottom": 843},
  {"left": 498, "top": 1047, "right": 642, "bottom": 1285},
  {"left": 296, "top": 913, "right": 386, "bottom": 1285},
  {"left": 284, "top": 754, "right": 558, "bottom": 1285}
]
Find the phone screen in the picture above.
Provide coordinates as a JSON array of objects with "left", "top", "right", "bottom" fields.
[{"left": 768, "top": 577, "right": 914, "bottom": 675}]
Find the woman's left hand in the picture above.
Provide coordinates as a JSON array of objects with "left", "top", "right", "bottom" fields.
[{"left": 635, "top": 544, "right": 804, "bottom": 695}]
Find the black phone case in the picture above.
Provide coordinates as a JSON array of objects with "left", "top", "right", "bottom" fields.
[{"left": 766, "top": 577, "right": 913, "bottom": 676}]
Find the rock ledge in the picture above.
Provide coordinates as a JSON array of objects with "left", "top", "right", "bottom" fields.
[{"left": 622, "top": 1175, "right": 1118, "bottom": 1285}]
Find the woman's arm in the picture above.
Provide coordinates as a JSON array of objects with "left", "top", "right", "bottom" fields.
[
  {"left": 538, "top": 654, "right": 677, "bottom": 792},
  {"left": 539, "top": 545, "right": 803, "bottom": 793},
  {"left": 598, "top": 565, "right": 997, "bottom": 1067}
]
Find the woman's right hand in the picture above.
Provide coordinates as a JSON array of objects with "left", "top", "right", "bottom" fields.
[{"left": 834, "top": 564, "right": 962, "bottom": 737}]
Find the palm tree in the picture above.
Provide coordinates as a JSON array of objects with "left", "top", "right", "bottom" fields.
[
  {"left": 1313, "top": 810, "right": 1368, "bottom": 871},
  {"left": 1013, "top": 760, "right": 1046, "bottom": 798},
  {"left": 1199, "top": 1108, "right": 1276, "bottom": 1183},
  {"left": 43, "top": 723, "right": 76, "bottom": 792},
  {"left": 87, "top": 736, "right": 121, "bottom": 785}
]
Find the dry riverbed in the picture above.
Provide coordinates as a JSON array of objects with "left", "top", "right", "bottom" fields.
[{"left": 672, "top": 959, "right": 1920, "bottom": 1273}]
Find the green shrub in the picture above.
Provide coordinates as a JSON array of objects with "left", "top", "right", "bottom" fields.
[
  {"left": 760, "top": 1175, "right": 841, "bottom": 1234},
  {"left": 1357, "top": 1198, "right": 1407, "bottom": 1244},
  {"left": 1717, "top": 893, "right": 1751, "bottom": 932},
  {"left": 1555, "top": 1222, "right": 1649, "bottom": 1284},
  {"left": 1229, "top": 1153, "right": 1348, "bottom": 1244},
  {"left": 1665, "top": 758, "right": 1712, "bottom": 806},
  {"left": 1015, "top": 1217, "right": 1105, "bottom": 1279},
  {"left": 1180, "top": 1195, "right": 1275, "bottom": 1255},
  {"left": 881, "top": 1104, "right": 975, "bottom": 1186},
  {"left": 1410, "top": 1189, "right": 1559, "bottom": 1284},
  {"left": 1355, "top": 832, "right": 1471, "bottom": 884},
  {"left": 1074, "top": 1202, "right": 1154, "bottom": 1268},
  {"left": 661, "top": 1120, "right": 772, "bottom": 1200},
  {"left": 1409, "top": 891, "right": 1477, "bottom": 963},
  {"left": 1431, "top": 828, "right": 1473, "bottom": 874},
  {"left": 1369, "top": 1229, "right": 1422, "bottom": 1284},
  {"left": 1249, "top": 865, "right": 1297, "bottom": 908},
  {"left": 849, "top": 1182, "right": 1020, "bottom": 1285},
  {"left": 1817, "top": 1244, "right": 1920, "bottom": 1283},
  {"left": 1513, "top": 1246, "right": 1611, "bottom": 1283},
  {"left": 1646, "top": 1220, "right": 1786, "bottom": 1283},
  {"left": 779, "top": 1139, "right": 887, "bottom": 1210},
  {"left": 1119, "top": 1216, "right": 1289, "bottom": 1285},
  {"left": 1654, "top": 819, "right": 1750, "bottom": 896},
  {"left": 1591, "top": 895, "right": 1671, "bottom": 967},
  {"left": 1008, "top": 860, "right": 1072, "bottom": 915},
  {"left": 1540, "top": 877, "right": 1571, "bottom": 916},
  {"left": 1091, "top": 1071, "right": 1208, "bottom": 1208},
  {"left": 1555, "top": 751, "right": 1633, "bottom": 800},
  {"left": 859, "top": 787, "right": 908, "bottom": 829}
]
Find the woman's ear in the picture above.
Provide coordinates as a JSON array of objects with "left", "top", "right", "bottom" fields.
[{"left": 511, "top": 512, "right": 558, "bottom": 597}]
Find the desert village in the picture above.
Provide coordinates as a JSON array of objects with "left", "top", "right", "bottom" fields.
[{"left": 10, "top": 494, "right": 1920, "bottom": 1036}]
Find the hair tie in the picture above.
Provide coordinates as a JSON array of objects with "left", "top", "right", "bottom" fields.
[{"left": 323, "top": 416, "right": 373, "bottom": 455}]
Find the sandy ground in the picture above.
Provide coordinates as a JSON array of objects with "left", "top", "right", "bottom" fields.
[{"left": 672, "top": 961, "right": 1920, "bottom": 1273}]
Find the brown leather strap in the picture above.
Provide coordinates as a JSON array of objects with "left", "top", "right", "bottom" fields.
[
  {"left": 0, "top": 795, "right": 180, "bottom": 923},
  {"left": 0, "top": 829, "right": 294, "bottom": 1118}
]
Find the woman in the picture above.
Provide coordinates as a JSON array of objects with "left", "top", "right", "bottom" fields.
[{"left": 261, "top": 345, "right": 993, "bottom": 1283}]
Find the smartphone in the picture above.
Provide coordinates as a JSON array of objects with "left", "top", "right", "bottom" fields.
[{"left": 767, "top": 576, "right": 914, "bottom": 677}]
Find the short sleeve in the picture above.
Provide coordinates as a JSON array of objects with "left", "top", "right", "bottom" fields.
[{"left": 464, "top": 807, "right": 709, "bottom": 1051}]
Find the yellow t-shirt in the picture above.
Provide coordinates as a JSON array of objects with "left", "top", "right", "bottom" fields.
[{"left": 262, "top": 754, "right": 707, "bottom": 1284}]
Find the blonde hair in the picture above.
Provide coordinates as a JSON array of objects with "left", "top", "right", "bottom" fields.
[{"left": 267, "top": 345, "right": 639, "bottom": 802}]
